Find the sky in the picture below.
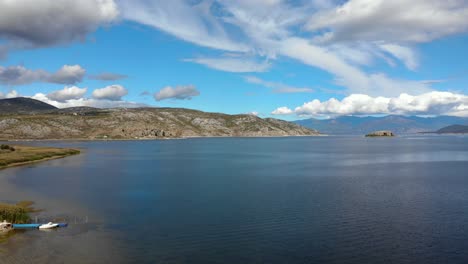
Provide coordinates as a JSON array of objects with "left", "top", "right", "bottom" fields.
[{"left": 0, "top": 0, "right": 467, "bottom": 120}]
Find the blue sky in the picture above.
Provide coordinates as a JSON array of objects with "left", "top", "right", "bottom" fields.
[{"left": 0, "top": 0, "right": 467, "bottom": 120}]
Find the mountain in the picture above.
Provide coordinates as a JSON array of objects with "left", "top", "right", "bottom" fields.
[
  {"left": 0, "top": 97, "right": 57, "bottom": 113},
  {"left": 0, "top": 99, "right": 319, "bottom": 139},
  {"left": 295, "top": 115, "right": 468, "bottom": 135},
  {"left": 436, "top": 124, "right": 468, "bottom": 134}
]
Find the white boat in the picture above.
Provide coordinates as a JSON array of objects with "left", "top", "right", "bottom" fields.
[{"left": 39, "top": 222, "right": 59, "bottom": 229}]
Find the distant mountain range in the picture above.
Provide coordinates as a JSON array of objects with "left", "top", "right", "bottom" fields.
[
  {"left": 435, "top": 125, "right": 468, "bottom": 134},
  {"left": 294, "top": 115, "right": 468, "bottom": 135},
  {"left": 0, "top": 98, "right": 318, "bottom": 139}
]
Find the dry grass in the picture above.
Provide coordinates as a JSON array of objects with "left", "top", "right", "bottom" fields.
[{"left": 0, "top": 145, "right": 80, "bottom": 168}]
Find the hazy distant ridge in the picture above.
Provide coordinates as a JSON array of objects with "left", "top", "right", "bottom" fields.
[
  {"left": 295, "top": 115, "right": 468, "bottom": 135},
  {"left": 436, "top": 125, "right": 468, "bottom": 134}
]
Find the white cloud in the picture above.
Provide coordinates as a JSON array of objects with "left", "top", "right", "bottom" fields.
[
  {"left": 307, "top": 0, "right": 468, "bottom": 44},
  {"left": 245, "top": 76, "right": 314, "bottom": 94},
  {"left": 119, "top": 0, "right": 247, "bottom": 52},
  {"left": 117, "top": 1, "right": 468, "bottom": 97},
  {"left": 247, "top": 111, "right": 259, "bottom": 116},
  {"left": 380, "top": 44, "right": 418, "bottom": 70},
  {"left": 47, "top": 65, "right": 86, "bottom": 84},
  {"left": 2, "top": 86, "right": 142, "bottom": 109},
  {"left": 276, "top": 91, "right": 468, "bottom": 117},
  {"left": 0, "top": 0, "right": 118, "bottom": 51},
  {"left": 329, "top": 43, "right": 375, "bottom": 66},
  {"left": 2, "top": 1, "right": 465, "bottom": 104},
  {"left": 0, "top": 65, "right": 48, "bottom": 85},
  {"left": 271, "top": 106, "right": 293, "bottom": 115},
  {"left": 184, "top": 57, "right": 271, "bottom": 73},
  {"left": 218, "top": 0, "right": 307, "bottom": 57},
  {"left": 154, "top": 85, "right": 200, "bottom": 101},
  {"left": 0, "top": 64, "right": 86, "bottom": 85},
  {"left": 47, "top": 86, "right": 87, "bottom": 102},
  {"left": 278, "top": 38, "right": 431, "bottom": 96},
  {"left": 92, "top": 84, "right": 128, "bottom": 101},
  {"left": 31, "top": 93, "right": 145, "bottom": 109},
  {"left": 0, "top": 90, "right": 19, "bottom": 99}
]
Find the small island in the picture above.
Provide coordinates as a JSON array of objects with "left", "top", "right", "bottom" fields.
[
  {"left": 365, "top": 130, "right": 395, "bottom": 137},
  {"left": 0, "top": 144, "right": 80, "bottom": 169}
]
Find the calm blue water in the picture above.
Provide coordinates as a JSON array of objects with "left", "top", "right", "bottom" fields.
[{"left": 1, "top": 136, "right": 468, "bottom": 263}]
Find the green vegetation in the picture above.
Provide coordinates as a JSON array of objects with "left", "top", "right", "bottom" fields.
[
  {"left": 0, "top": 144, "right": 15, "bottom": 151},
  {"left": 0, "top": 145, "right": 80, "bottom": 168},
  {"left": 0, "top": 201, "right": 38, "bottom": 224}
]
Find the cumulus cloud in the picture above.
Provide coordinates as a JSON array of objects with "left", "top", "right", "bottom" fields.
[
  {"left": 0, "top": 64, "right": 86, "bottom": 85},
  {"left": 47, "top": 65, "right": 86, "bottom": 84},
  {"left": 245, "top": 76, "right": 314, "bottom": 94},
  {"left": 31, "top": 93, "right": 145, "bottom": 108},
  {"left": 272, "top": 92, "right": 468, "bottom": 117},
  {"left": 47, "top": 86, "right": 87, "bottom": 102},
  {"left": 271, "top": 106, "right": 293, "bottom": 115},
  {"left": 0, "top": 0, "right": 119, "bottom": 52},
  {"left": 0, "top": 65, "right": 48, "bottom": 85},
  {"left": 92, "top": 85, "right": 128, "bottom": 101},
  {"left": 184, "top": 57, "right": 271, "bottom": 73},
  {"left": 0, "top": 90, "right": 19, "bottom": 99},
  {"left": 307, "top": 0, "right": 468, "bottom": 44},
  {"left": 154, "top": 85, "right": 200, "bottom": 101},
  {"left": 1, "top": 86, "right": 143, "bottom": 109},
  {"left": 89, "top": 72, "right": 128, "bottom": 81}
]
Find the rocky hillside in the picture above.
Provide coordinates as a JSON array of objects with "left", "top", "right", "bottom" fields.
[{"left": 0, "top": 104, "right": 319, "bottom": 140}]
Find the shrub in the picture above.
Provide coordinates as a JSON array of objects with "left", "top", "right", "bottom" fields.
[
  {"left": 0, "top": 203, "right": 30, "bottom": 224},
  {"left": 0, "top": 144, "right": 15, "bottom": 151}
]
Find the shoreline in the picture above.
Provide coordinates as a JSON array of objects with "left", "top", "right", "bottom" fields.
[
  {"left": 0, "top": 154, "right": 79, "bottom": 170},
  {"left": 0, "top": 146, "right": 80, "bottom": 170},
  {"left": 1, "top": 134, "right": 326, "bottom": 143}
]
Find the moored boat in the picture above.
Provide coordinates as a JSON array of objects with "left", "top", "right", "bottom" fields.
[
  {"left": 12, "top": 222, "right": 68, "bottom": 229},
  {"left": 39, "top": 222, "right": 59, "bottom": 229}
]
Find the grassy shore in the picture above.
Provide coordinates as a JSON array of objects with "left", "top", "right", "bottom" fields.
[
  {"left": 0, "top": 201, "right": 38, "bottom": 224},
  {"left": 0, "top": 145, "right": 80, "bottom": 169}
]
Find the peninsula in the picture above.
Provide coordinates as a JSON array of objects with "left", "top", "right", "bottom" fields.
[
  {"left": 0, "top": 144, "right": 80, "bottom": 169},
  {"left": 0, "top": 98, "right": 320, "bottom": 140},
  {"left": 435, "top": 124, "right": 468, "bottom": 134}
]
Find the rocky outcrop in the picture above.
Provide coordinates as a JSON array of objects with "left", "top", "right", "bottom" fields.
[
  {"left": 0, "top": 107, "right": 320, "bottom": 140},
  {"left": 365, "top": 130, "right": 395, "bottom": 137}
]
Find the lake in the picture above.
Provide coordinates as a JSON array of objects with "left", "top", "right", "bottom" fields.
[{"left": 1, "top": 136, "right": 468, "bottom": 263}]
